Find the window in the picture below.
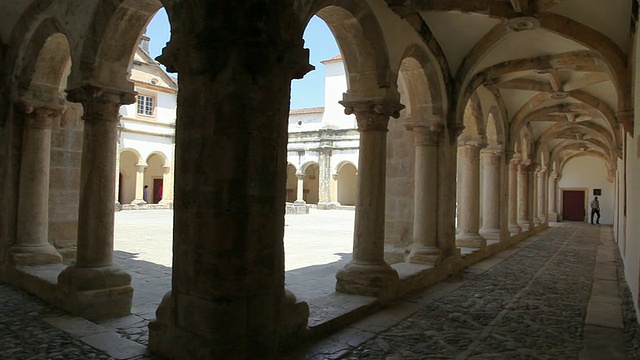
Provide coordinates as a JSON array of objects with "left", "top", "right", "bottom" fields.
[{"left": 137, "top": 95, "right": 155, "bottom": 116}]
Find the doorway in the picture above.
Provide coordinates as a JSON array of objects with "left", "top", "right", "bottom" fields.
[
  {"left": 153, "top": 178, "right": 163, "bottom": 204},
  {"left": 562, "top": 190, "right": 585, "bottom": 221}
]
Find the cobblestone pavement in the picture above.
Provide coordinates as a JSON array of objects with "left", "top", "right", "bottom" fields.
[
  {"left": 337, "top": 224, "right": 640, "bottom": 359},
  {"left": 0, "top": 283, "right": 114, "bottom": 360},
  {"left": 2, "top": 215, "right": 639, "bottom": 359}
]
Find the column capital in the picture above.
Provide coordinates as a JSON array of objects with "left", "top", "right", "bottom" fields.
[
  {"left": 518, "top": 162, "right": 530, "bottom": 172},
  {"left": 295, "top": 173, "right": 305, "bottom": 180},
  {"left": 136, "top": 163, "right": 148, "bottom": 172},
  {"left": 340, "top": 99, "right": 404, "bottom": 131},
  {"left": 162, "top": 165, "right": 171, "bottom": 175},
  {"left": 549, "top": 171, "right": 559, "bottom": 179},
  {"left": 412, "top": 123, "right": 444, "bottom": 146},
  {"left": 16, "top": 101, "right": 66, "bottom": 129},
  {"left": 66, "top": 85, "right": 136, "bottom": 122}
]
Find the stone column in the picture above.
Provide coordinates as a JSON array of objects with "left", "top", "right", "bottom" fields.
[
  {"left": 131, "top": 163, "right": 147, "bottom": 205},
  {"left": 532, "top": 166, "right": 541, "bottom": 226},
  {"left": 548, "top": 171, "right": 558, "bottom": 222},
  {"left": 455, "top": 143, "right": 486, "bottom": 248},
  {"left": 158, "top": 165, "right": 173, "bottom": 207},
  {"left": 479, "top": 148, "right": 502, "bottom": 241},
  {"left": 335, "top": 99, "right": 403, "bottom": 298},
  {"left": 517, "top": 162, "right": 530, "bottom": 230},
  {"left": 317, "top": 147, "right": 336, "bottom": 209},
  {"left": 537, "top": 167, "right": 547, "bottom": 223},
  {"left": 407, "top": 123, "right": 443, "bottom": 264},
  {"left": 57, "top": 86, "right": 134, "bottom": 320},
  {"left": 508, "top": 157, "right": 522, "bottom": 235},
  {"left": 11, "top": 103, "right": 64, "bottom": 265},
  {"left": 115, "top": 136, "right": 121, "bottom": 210},
  {"left": 294, "top": 173, "right": 305, "bottom": 205},
  {"left": 148, "top": 5, "right": 313, "bottom": 357}
]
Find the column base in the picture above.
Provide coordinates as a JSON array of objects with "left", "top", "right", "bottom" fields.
[
  {"left": 57, "top": 264, "right": 133, "bottom": 320},
  {"left": 278, "top": 289, "right": 310, "bottom": 350},
  {"left": 115, "top": 201, "right": 122, "bottom": 212},
  {"left": 548, "top": 212, "right": 558, "bottom": 222},
  {"left": 158, "top": 199, "right": 174, "bottom": 208},
  {"left": 293, "top": 200, "right": 306, "bottom": 205},
  {"left": 11, "top": 244, "right": 63, "bottom": 266},
  {"left": 479, "top": 227, "right": 501, "bottom": 241},
  {"left": 335, "top": 261, "right": 399, "bottom": 298},
  {"left": 150, "top": 289, "right": 307, "bottom": 358},
  {"left": 316, "top": 201, "right": 339, "bottom": 210},
  {"left": 538, "top": 215, "right": 547, "bottom": 223},
  {"left": 455, "top": 233, "right": 486, "bottom": 248},
  {"left": 518, "top": 220, "right": 530, "bottom": 232},
  {"left": 131, "top": 199, "right": 147, "bottom": 206},
  {"left": 533, "top": 218, "right": 541, "bottom": 226},
  {"left": 406, "top": 244, "right": 441, "bottom": 265},
  {"left": 508, "top": 223, "right": 522, "bottom": 236}
]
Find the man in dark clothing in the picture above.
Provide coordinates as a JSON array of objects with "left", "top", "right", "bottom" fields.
[{"left": 590, "top": 197, "right": 600, "bottom": 224}]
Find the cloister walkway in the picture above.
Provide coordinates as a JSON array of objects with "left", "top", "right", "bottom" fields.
[{"left": 0, "top": 211, "right": 638, "bottom": 359}]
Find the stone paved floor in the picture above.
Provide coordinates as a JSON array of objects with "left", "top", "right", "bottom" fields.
[{"left": 1, "top": 211, "right": 639, "bottom": 359}]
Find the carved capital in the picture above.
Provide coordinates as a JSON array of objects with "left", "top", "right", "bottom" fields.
[
  {"left": 617, "top": 111, "right": 634, "bottom": 137},
  {"left": 518, "top": 163, "right": 530, "bottom": 173},
  {"left": 340, "top": 99, "right": 404, "bottom": 131},
  {"left": 16, "top": 101, "right": 66, "bottom": 129},
  {"left": 162, "top": 165, "right": 171, "bottom": 175},
  {"left": 66, "top": 86, "right": 136, "bottom": 123},
  {"left": 413, "top": 123, "right": 444, "bottom": 146},
  {"left": 136, "top": 163, "right": 148, "bottom": 173}
]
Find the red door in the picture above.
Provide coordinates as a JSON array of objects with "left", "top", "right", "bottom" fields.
[
  {"left": 562, "top": 190, "right": 585, "bottom": 221},
  {"left": 153, "top": 178, "right": 163, "bottom": 204}
]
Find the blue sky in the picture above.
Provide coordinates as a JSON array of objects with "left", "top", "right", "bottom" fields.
[{"left": 145, "top": 10, "right": 340, "bottom": 110}]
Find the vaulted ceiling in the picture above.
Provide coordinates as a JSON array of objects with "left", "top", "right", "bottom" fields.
[{"left": 387, "top": 0, "right": 633, "bottom": 173}]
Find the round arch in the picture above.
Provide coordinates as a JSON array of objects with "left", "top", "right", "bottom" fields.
[
  {"left": 335, "top": 161, "right": 357, "bottom": 206},
  {"left": 296, "top": 1, "right": 392, "bottom": 98},
  {"left": 145, "top": 152, "right": 167, "bottom": 204},
  {"left": 119, "top": 148, "right": 142, "bottom": 204}
]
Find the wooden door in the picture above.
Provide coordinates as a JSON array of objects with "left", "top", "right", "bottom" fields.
[
  {"left": 153, "top": 178, "right": 163, "bottom": 204},
  {"left": 562, "top": 190, "right": 585, "bottom": 221}
]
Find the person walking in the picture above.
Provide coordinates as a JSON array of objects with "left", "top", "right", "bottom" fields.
[{"left": 590, "top": 196, "right": 600, "bottom": 224}]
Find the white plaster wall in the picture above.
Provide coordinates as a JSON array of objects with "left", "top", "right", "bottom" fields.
[
  {"left": 288, "top": 112, "right": 324, "bottom": 132},
  {"left": 121, "top": 132, "right": 173, "bottom": 166},
  {"left": 622, "top": 126, "right": 640, "bottom": 316},
  {"left": 558, "top": 156, "right": 614, "bottom": 224},
  {"left": 321, "top": 60, "right": 357, "bottom": 129}
]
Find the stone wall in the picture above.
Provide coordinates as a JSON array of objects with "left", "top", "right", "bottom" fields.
[
  {"left": 48, "top": 103, "right": 83, "bottom": 263},
  {"left": 384, "top": 117, "right": 415, "bottom": 263}
]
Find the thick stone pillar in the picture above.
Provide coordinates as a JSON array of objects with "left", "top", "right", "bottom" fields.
[
  {"left": 335, "top": 99, "right": 402, "bottom": 298},
  {"left": 317, "top": 147, "right": 336, "bottom": 209},
  {"left": 57, "top": 86, "right": 134, "bottom": 320},
  {"left": 517, "top": 162, "right": 530, "bottom": 230},
  {"left": 407, "top": 124, "right": 442, "bottom": 264},
  {"left": 508, "top": 157, "right": 522, "bottom": 235},
  {"left": 479, "top": 149, "right": 502, "bottom": 241},
  {"left": 131, "top": 163, "right": 147, "bottom": 205},
  {"left": 294, "top": 173, "right": 305, "bottom": 204},
  {"left": 148, "top": 4, "right": 312, "bottom": 357},
  {"left": 537, "top": 167, "right": 547, "bottom": 223},
  {"left": 11, "top": 103, "right": 64, "bottom": 265},
  {"left": 548, "top": 171, "right": 558, "bottom": 222},
  {"left": 455, "top": 143, "right": 486, "bottom": 248}
]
